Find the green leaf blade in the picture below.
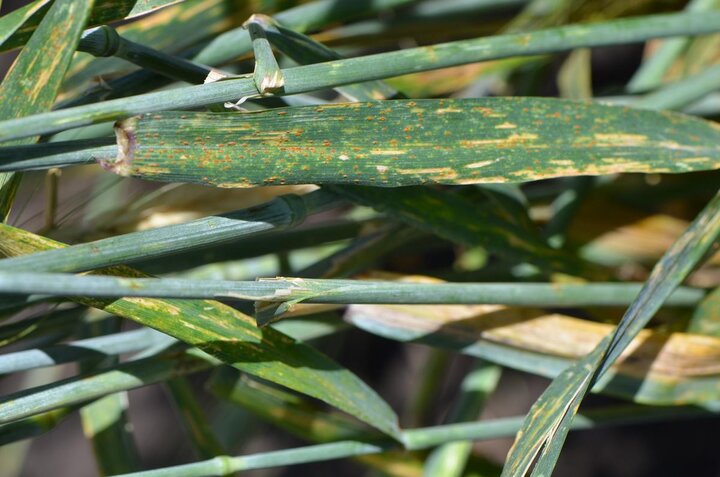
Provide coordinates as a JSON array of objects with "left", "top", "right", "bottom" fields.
[
  {"left": 0, "top": 224, "right": 402, "bottom": 441},
  {"left": 0, "top": 0, "right": 94, "bottom": 218}
]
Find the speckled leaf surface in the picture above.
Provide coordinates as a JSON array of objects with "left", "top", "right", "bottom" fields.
[
  {"left": 501, "top": 191, "right": 720, "bottom": 477},
  {"left": 105, "top": 98, "right": 720, "bottom": 187},
  {"left": 0, "top": 223, "right": 401, "bottom": 440}
]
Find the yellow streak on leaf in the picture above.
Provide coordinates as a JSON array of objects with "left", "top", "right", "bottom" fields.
[
  {"left": 593, "top": 133, "right": 648, "bottom": 146},
  {"left": 435, "top": 107, "right": 463, "bottom": 114},
  {"left": 125, "top": 297, "right": 181, "bottom": 315},
  {"left": 460, "top": 133, "right": 540, "bottom": 147},
  {"left": 396, "top": 167, "right": 457, "bottom": 178},
  {"left": 465, "top": 160, "right": 497, "bottom": 169}
]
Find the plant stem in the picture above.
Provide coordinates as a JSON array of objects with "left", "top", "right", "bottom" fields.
[
  {"left": 113, "top": 403, "right": 720, "bottom": 477},
  {"left": 0, "top": 328, "right": 171, "bottom": 375},
  {"left": 0, "top": 274, "right": 705, "bottom": 307},
  {"left": 78, "top": 26, "right": 229, "bottom": 85},
  {"left": 3, "top": 11, "right": 720, "bottom": 141},
  {"left": 0, "top": 189, "right": 342, "bottom": 273}
]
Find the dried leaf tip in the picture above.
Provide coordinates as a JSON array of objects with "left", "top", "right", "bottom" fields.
[
  {"left": 242, "top": 13, "right": 278, "bottom": 30},
  {"left": 259, "top": 70, "right": 285, "bottom": 94},
  {"left": 104, "top": 117, "right": 138, "bottom": 176},
  {"left": 243, "top": 14, "right": 285, "bottom": 95}
]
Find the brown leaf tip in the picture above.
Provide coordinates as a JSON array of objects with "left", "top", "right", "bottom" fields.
[
  {"left": 104, "top": 117, "right": 139, "bottom": 176},
  {"left": 243, "top": 13, "right": 276, "bottom": 29}
]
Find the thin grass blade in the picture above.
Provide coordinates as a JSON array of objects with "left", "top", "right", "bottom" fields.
[
  {"left": 0, "top": 348, "right": 215, "bottom": 424},
  {"left": 0, "top": 189, "right": 341, "bottom": 273},
  {"left": 0, "top": 407, "right": 77, "bottom": 445},
  {"left": 108, "top": 403, "right": 720, "bottom": 476},
  {"left": 634, "top": 63, "right": 720, "bottom": 111},
  {"left": 165, "top": 378, "right": 228, "bottom": 461},
  {"left": 0, "top": 328, "right": 170, "bottom": 374},
  {"left": 627, "top": 0, "right": 720, "bottom": 93},
  {"left": 0, "top": 274, "right": 705, "bottom": 307},
  {"left": 0, "top": 225, "right": 402, "bottom": 440},
  {"left": 208, "top": 369, "right": 422, "bottom": 476},
  {"left": 78, "top": 319, "right": 141, "bottom": 475},
  {"left": 5, "top": 11, "right": 720, "bottom": 142},
  {"left": 423, "top": 363, "right": 502, "bottom": 477}
]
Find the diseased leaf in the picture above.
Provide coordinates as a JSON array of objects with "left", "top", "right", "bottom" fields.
[
  {"left": 0, "top": 224, "right": 401, "bottom": 440},
  {"left": 0, "top": 0, "right": 51, "bottom": 48},
  {"left": 346, "top": 300, "right": 720, "bottom": 405},
  {"left": 1, "top": 0, "right": 185, "bottom": 52},
  {"left": 102, "top": 98, "right": 720, "bottom": 187},
  {"left": 0, "top": 0, "right": 94, "bottom": 219},
  {"left": 501, "top": 191, "right": 720, "bottom": 477},
  {"left": 573, "top": 210, "right": 720, "bottom": 268}
]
